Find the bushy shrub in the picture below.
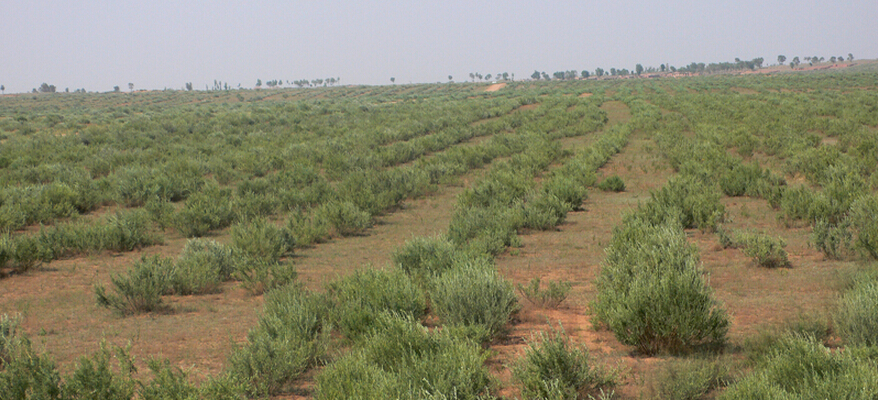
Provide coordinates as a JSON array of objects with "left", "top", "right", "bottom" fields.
[
  {"left": 315, "top": 201, "right": 372, "bottom": 237},
  {"left": 720, "top": 335, "right": 878, "bottom": 400},
  {"left": 812, "top": 218, "right": 852, "bottom": 260},
  {"left": 171, "top": 239, "right": 239, "bottom": 295},
  {"left": 392, "top": 235, "right": 457, "bottom": 286},
  {"left": 99, "top": 209, "right": 162, "bottom": 252},
  {"left": 596, "top": 175, "right": 625, "bottom": 192},
  {"left": 447, "top": 204, "right": 521, "bottom": 256},
  {"left": 517, "top": 278, "right": 572, "bottom": 309},
  {"left": 230, "top": 217, "right": 294, "bottom": 263},
  {"left": 234, "top": 259, "right": 298, "bottom": 296},
  {"left": 736, "top": 232, "right": 791, "bottom": 268},
  {"left": 62, "top": 343, "right": 137, "bottom": 400},
  {"left": 520, "top": 193, "right": 573, "bottom": 231},
  {"left": 0, "top": 323, "right": 62, "bottom": 399},
  {"left": 638, "top": 175, "right": 725, "bottom": 231},
  {"left": 229, "top": 286, "right": 331, "bottom": 397},
  {"left": 232, "top": 191, "right": 279, "bottom": 222},
  {"left": 542, "top": 175, "right": 588, "bottom": 209},
  {"left": 512, "top": 325, "right": 614, "bottom": 400},
  {"left": 284, "top": 208, "right": 329, "bottom": 247},
  {"left": 95, "top": 255, "right": 174, "bottom": 315},
  {"left": 138, "top": 358, "right": 199, "bottom": 400},
  {"left": 430, "top": 260, "right": 519, "bottom": 340},
  {"left": 173, "top": 183, "right": 235, "bottom": 237},
  {"left": 849, "top": 194, "right": 878, "bottom": 259},
  {"left": 327, "top": 268, "right": 426, "bottom": 340},
  {"left": 834, "top": 281, "right": 878, "bottom": 347},
  {"left": 593, "top": 218, "right": 729, "bottom": 355},
  {"left": 315, "top": 314, "right": 491, "bottom": 400},
  {"left": 648, "top": 357, "right": 731, "bottom": 400}
]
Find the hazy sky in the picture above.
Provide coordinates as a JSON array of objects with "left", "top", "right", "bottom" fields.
[{"left": 2, "top": 0, "right": 876, "bottom": 93}]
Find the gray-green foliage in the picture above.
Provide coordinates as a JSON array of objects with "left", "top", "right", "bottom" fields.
[
  {"left": 849, "top": 194, "right": 878, "bottom": 259},
  {"left": 736, "top": 232, "right": 791, "bottom": 268},
  {"left": 328, "top": 268, "right": 426, "bottom": 341},
  {"left": 315, "top": 314, "right": 491, "bottom": 400},
  {"left": 720, "top": 335, "right": 878, "bottom": 400},
  {"left": 834, "top": 280, "right": 878, "bottom": 347},
  {"left": 95, "top": 255, "right": 174, "bottom": 315},
  {"left": 648, "top": 357, "right": 730, "bottom": 400},
  {"left": 638, "top": 175, "right": 725, "bottom": 231},
  {"left": 512, "top": 326, "right": 614, "bottom": 400},
  {"left": 392, "top": 235, "right": 458, "bottom": 286},
  {"left": 171, "top": 238, "right": 239, "bottom": 295},
  {"left": 430, "top": 259, "right": 519, "bottom": 339},
  {"left": 229, "top": 285, "right": 331, "bottom": 397},
  {"left": 593, "top": 217, "right": 728, "bottom": 355},
  {"left": 173, "top": 183, "right": 235, "bottom": 237},
  {"left": 315, "top": 201, "right": 373, "bottom": 237},
  {"left": 230, "top": 217, "right": 294, "bottom": 263}
]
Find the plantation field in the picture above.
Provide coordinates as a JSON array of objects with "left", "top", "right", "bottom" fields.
[{"left": 2, "top": 65, "right": 878, "bottom": 399}]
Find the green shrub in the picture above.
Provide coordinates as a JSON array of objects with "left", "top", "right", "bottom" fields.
[
  {"left": 170, "top": 239, "right": 239, "bottom": 295},
  {"left": 315, "top": 314, "right": 491, "bottom": 400},
  {"left": 638, "top": 175, "right": 725, "bottom": 231},
  {"left": 392, "top": 235, "right": 457, "bottom": 286},
  {"left": 737, "top": 232, "right": 791, "bottom": 268},
  {"left": 596, "top": 175, "right": 625, "bottom": 192},
  {"left": 95, "top": 255, "right": 174, "bottom": 315},
  {"left": 230, "top": 217, "right": 294, "bottom": 263},
  {"left": 430, "top": 260, "right": 519, "bottom": 340},
  {"left": 328, "top": 268, "right": 426, "bottom": 341},
  {"left": 62, "top": 343, "right": 137, "bottom": 400},
  {"left": 513, "top": 325, "right": 614, "bottom": 400},
  {"left": 517, "top": 278, "right": 572, "bottom": 309},
  {"left": 284, "top": 208, "right": 329, "bottom": 247},
  {"left": 647, "top": 357, "right": 731, "bottom": 400},
  {"left": 138, "top": 358, "right": 199, "bottom": 400},
  {"left": 0, "top": 329, "right": 62, "bottom": 399},
  {"left": 229, "top": 286, "right": 331, "bottom": 397},
  {"left": 812, "top": 218, "right": 852, "bottom": 260},
  {"left": 448, "top": 204, "right": 521, "bottom": 256},
  {"left": 234, "top": 259, "right": 298, "bottom": 296},
  {"left": 99, "top": 209, "right": 162, "bottom": 252},
  {"left": 520, "top": 193, "right": 573, "bottom": 231},
  {"left": 834, "top": 281, "right": 878, "bottom": 347},
  {"left": 232, "top": 191, "right": 279, "bottom": 221},
  {"left": 849, "top": 194, "right": 878, "bottom": 259},
  {"left": 173, "top": 184, "right": 235, "bottom": 237},
  {"left": 720, "top": 335, "right": 878, "bottom": 400},
  {"left": 593, "top": 218, "right": 729, "bottom": 355},
  {"left": 542, "top": 175, "right": 588, "bottom": 209},
  {"left": 315, "top": 201, "right": 373, "bottom": 237},
  {"left": 1, "top": 313, "right": 23, "bottom": 366}
]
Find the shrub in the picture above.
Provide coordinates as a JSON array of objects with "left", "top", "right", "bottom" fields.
[
  {"left": 173, "top": 184, "right": 235, "bottom": 237},
  {"left": 95, "top": 255, "right": 174, "bottom": 315},
  {"left": 520, "top": 193, "right": 573, "bottom": 231},
  {"left": 99, "top": 209, "right": 162, "bottom": 252},
  {"left": 430, "top": 260, "right": 519, "bottom": 340},
  {"left": 596, "top": 175, "right": 625, "bottom": 192},
  {"left": 234, "top": 259, "right": 298, "bottom": 296},
  {"left": 812, "top": 218, "right": 852, "bottom": 260},
  {"left": 327, "top": 268, "right": 426, "bottom": 341},
  {"left": 170, "top": 239, "right": 239, "bottom": 295},
  {"left": 638, "top": 175, "right": 725, "bottom": 231},
  {"left": 392, "top": 235, "right": 457, "bottom": 286},
  {"left": 720, "top": 335, "right": 878, "bottom": 400},
  {"left": 448, "top": 204, "right": 521, "bottom": 256},
  {"left": 737, "top": 232, "right": 791, "bottom": 268},
  {"left": 0, "top": 328, "right": 62, "bottom": 399},
  {"left": 315, "top": 314, "right": 491, "bottom": 400},
  {"left": 284, "top": 208, "right": 329, "bottom": 247},
  {"left": 647, "top": 357, "right": 731, "bottom": 400},
  {"left": 849, "top": 194, "right": 878, "bottom": 259},
  {"left": 834, "top": 281, "right": 878, "bottom": 347},
  {"left": 230, "top": 217, "right": 294, "bottom": 263},
  {"left": 517, "top": 278, "right": 572, "bottom": 309},
  {"left": 138, "top": 358, "right": 198, "bottom": 400},
  {"left": 593, "top": 218, "right": 729, "bottom": 355},
  {"left": 512, "top": 325, "right": 614, "bottom": 400},
  {"left": 542, "top": 175, "right": 588, "bottom": 209},
  {"left": 62, "top": 343, "right": 137, "bottom": 400},
  {"left": 315, "top": 201, "right": 372, "bottom": 237},
  {"left": 229, "top": 286, "right": 331, "bottom": 397}
]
